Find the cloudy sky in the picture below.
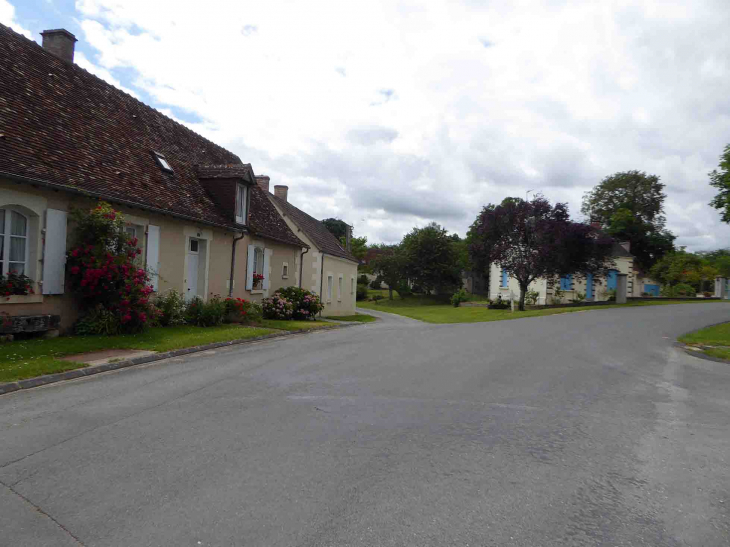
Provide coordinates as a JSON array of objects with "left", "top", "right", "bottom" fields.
[{"left": 3, "top": 0, "right": 730, "bottom": 249}]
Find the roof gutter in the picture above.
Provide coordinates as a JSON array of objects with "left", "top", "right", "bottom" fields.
[{"left": 0, "top": 170, "right": 248, "bottom": 233}]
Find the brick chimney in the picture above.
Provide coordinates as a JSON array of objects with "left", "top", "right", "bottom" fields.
[
  {"left": 274, "top": 185, "right": 288, "bottom": 202},
  {"left": 255, "top": 175, "right": 270, "bottom": 193},
  {"left": 40, "top": 29, "right": 77, "bottom": 63}
]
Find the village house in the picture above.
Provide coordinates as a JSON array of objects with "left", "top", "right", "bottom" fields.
[
  {"left": 487, "top": 240, "right": 657, "bottom": 304},
  {"left": 0, "top": 25, "right": 310, "bottom": 332},
  {"left": 262, "top": 177, "right": 358, "bottom": 316}
]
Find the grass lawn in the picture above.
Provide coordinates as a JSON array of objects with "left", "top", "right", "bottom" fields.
[
  {"left": 257, "top": 319, "right": 335, "bottom": 331},
  {"left": 324, "top": 314, "right": 378, "bottom": 323},
  {"left": 358, "top": 295, "right": 730, "bottom": 324},
  {"left": 679, "top": 322, "right": 730, "bottom": 360},
  {"left": 0, "top": 319, "right": 336, "bottom": 383}
]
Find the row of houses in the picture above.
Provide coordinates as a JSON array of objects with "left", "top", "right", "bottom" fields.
[{"left": 0, "top": 25, "right": 358, "bottom": 332}]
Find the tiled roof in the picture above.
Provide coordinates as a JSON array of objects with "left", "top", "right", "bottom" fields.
[
  {"left": 0, "top": 24, "right": 301, "bottom": 246},
  {"left": 269, "top": 194, "right": 358, "bottom": 262},
  {"left": 197, "top": 164, "right": 254, "bottom": 180},
  {"left": 249, "top": 185, "right": 306, "bottom": 247}
]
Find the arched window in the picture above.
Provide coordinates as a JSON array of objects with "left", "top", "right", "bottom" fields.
[{"left": 0, "top": 208, "right": 28, "bottom": 276}]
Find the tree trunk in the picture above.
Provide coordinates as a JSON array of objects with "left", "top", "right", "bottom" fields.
[
  {"left": 388, "top": 287, "right": 393, "bottom": 300},
  {"left": 519, "top": 282, "right": 528, "bottom": 311}
]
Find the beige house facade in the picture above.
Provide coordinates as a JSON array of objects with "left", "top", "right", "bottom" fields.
[
  {"left": 263, "top": 178, "right": 358, "bottom": 316},
  {"left": 0, "top": 25, "right": 307, "bottom": 332}
]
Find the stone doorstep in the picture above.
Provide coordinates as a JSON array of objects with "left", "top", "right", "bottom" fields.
[{"left": 60, "top": 349, "right": 157, "bottom": 366}]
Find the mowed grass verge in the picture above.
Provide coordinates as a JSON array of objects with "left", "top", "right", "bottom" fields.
[
  {"left": 323, "top": 314, "right": 378, "bottom": 323},
  {"left": 357, "top": 295, "right": 730, "bottom": 324},
  {"left": 0, "top": 319, "right": 335, "bottom": 383},
  {"left": 679, "top": 322, "right": 730, "bottom": 361}
]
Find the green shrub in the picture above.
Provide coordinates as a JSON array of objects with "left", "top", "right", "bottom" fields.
[
  {"left": 672, "top": 283, "right": 696, "bottom": 297},
  {"left": 358, "top": 274, "right": 369, "bottom": 285},
  {"left": 369, "top": 278, "right": 382, "bottom": 290},
  {"left": 274, "top": 287, "right": 324, "bottom": 319},
  {"left": 395, "top": 281, "right": 412, "bottom": 298},
  {"left": 371, "top": 294, "right": 384, "bottom": 302},
  {"left": 153, "top": 289, "right": 187, "bottom": 326},
  {"left": 551, "top": 286, "right": 565, "bottom": 304},
  {"left": 525, "top": 290, "right": 540, "bottom": 306},
  {"left": 604, "top": 288, "right": 617, "bottom": 301},
  {"left": 488, "top": 296, "right": 510, "bottom": 309},
  {"left": 262, "top": 294, "right": 294, "bottom": 319},
  {"left": 356, "top": 283, "right": 368, "bottom": 301},
  {"left": 186, "top": 295, "right": 226, "bottom": 327},
  {"left": 451, "top": 288, "right": 468, "bottom": 307},
  {"left": 75, "top": 306, "right": 121, "bottom": 335},
  {"left": 572, "top": 291, "right": 586, "bottom": 303}
]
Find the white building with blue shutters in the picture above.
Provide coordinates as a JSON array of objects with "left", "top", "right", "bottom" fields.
[{"left": 487, "top": 241, "right": 650, "bottom": 304}]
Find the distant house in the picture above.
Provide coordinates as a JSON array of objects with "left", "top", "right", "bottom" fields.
[
  {"left": 0, "top": 25, "right": 306, "bottom": 331},
  {"left": 487, "top": 241, "right": 659, "bottom": 304},
  {"left": 262, "top": 177, "right": 358, "bottom": 316}
]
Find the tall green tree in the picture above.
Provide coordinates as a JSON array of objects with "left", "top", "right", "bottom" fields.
[
  {"left": 470, "top": 196, "right": 614, "bottom": 311},
  {"left": 321, "top": 218, "right": 348, "bottom": 240},
  {"left": 709, "top": 144, "right": 730, "bottom": 222},
  {"left": 581, "top": 170, "right": 675, "bottom": 271},
  {"left": 649, "top": 251, "right": 717, "bottom": 292},
  {"left": 371, "top": 245, "right": 405, "bottom": 300},
  {"left": 401, "top": 223, "right": 462, "bottom": 295}
]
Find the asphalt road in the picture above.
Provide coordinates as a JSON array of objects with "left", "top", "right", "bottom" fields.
[{"left": 1, "top": 304, "right": 730, "bottom": 547}]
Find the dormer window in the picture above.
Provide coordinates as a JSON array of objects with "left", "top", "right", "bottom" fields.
[
  {"left": 153, "top": 151, "right": 173, "bottom": 172},
  {"left": 235, "top": 183, "right": 248, "bottom": 224}
]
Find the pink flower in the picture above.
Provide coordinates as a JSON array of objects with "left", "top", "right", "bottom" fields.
[{"left": 70, "top": 266, "right": 80, "bottom": 275}]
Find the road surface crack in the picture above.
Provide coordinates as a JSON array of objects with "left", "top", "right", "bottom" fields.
[{"left": 0, "top": 479, "right": 86, "bottom": 545}]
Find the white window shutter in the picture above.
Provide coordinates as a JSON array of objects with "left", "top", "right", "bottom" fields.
[
  {"left": 245, "top": 244, "right": 255, "bottom": 290},
  {"left": 42, "top": 209, "right": 67, "bottom": 294},
  {"left": 262, "top": 249, "right": 272, "bottom": 290},
  {"left": 146, "top": 225, "right": 160, "bottom": 291}
]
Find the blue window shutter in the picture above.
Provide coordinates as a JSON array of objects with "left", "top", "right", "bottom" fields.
[
  {"left": 560, "top": 274, "right": 572, "bottom": 291},
  {"left": 586, "top": 273, "right": 593, "bottom": 299},
  {"left": 607, "top": 270, "right": 618, "bottom": 290},
  {"left": 501, "top": 269, "right": 508, "bottom": 287}
]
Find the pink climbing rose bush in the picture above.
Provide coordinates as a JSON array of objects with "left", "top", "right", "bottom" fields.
[{"left": 67, "top": 202, "right": 155, "bottom": 333}]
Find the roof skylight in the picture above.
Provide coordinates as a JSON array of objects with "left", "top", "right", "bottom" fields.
[{"left": 153, "top": 151, "right": 173, "bottom": 172}]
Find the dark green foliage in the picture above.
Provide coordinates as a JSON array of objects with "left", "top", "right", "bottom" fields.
[
  {"left": 451, "top": 288, "right": 468, "bottom": 307},
  {"left": 401, "top": 223, "right": 462, "bottom": 295},
  {"left": 321, "top": 218, "right": 348, "bottom": 240},
  {"left": 186, "top": 296, "right": 226, "bottom": 327},
  {"left": 0, "top": 271, "right": 34, "bottom": 297},
  {"left": 75, "top": 307, "right": 121, "bottom": 335},
  {"left": 371, "top": 246, "right": 406, "bottom": 300},
  {"left": 487, "top": 297, "right": 510, "bottom": 309},
  {"left": 356, "top": 283, "right": 368, "bottom": 301},
  {"left": 369, "top": 278, "right": 382, "bottom": 290},
  {"left": 581, "top": 171, "right": 675, "bottom": 270},
  {"left": 709, "top": 144, "right": 730, "bottom": 223},
  {"left": 394, "top": 280, "right": 412, "bottom": 298},
  {"left": 358, "top": 274, "right": 369, "bottom": 285},
  {"left": 650, "top": 251, "right": 718, "bottom": 292}
]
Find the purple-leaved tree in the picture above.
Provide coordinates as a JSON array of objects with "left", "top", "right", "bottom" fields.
[{"left": 469, "top": 196, "right": 615, "bottom": 311}]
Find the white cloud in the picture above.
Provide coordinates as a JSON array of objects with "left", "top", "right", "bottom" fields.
[
  {"left": 64, "top": 0, "right": 730, "bottom": 250},
  {"left": 0, "top": 0, "right": 32, "bottom": 39}
]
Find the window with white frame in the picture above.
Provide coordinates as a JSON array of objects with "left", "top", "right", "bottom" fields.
[
  {"left": 327, "top": 274, "right": 333, "bottom": 302},
  {"left": 253, "top": 247, "right": 264, "bottom": 276},
  {"left": 235, "top": 184, "right": 248, "bottom": 224},
  {"left": 338, "top": 275, "right": 343, "bottom": 301},
  {"left": 282, "top": 262, "right": 289, "bottom": 278},
  {"left": 0, "top": 208, "right": 28, "bottom": 276}
]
